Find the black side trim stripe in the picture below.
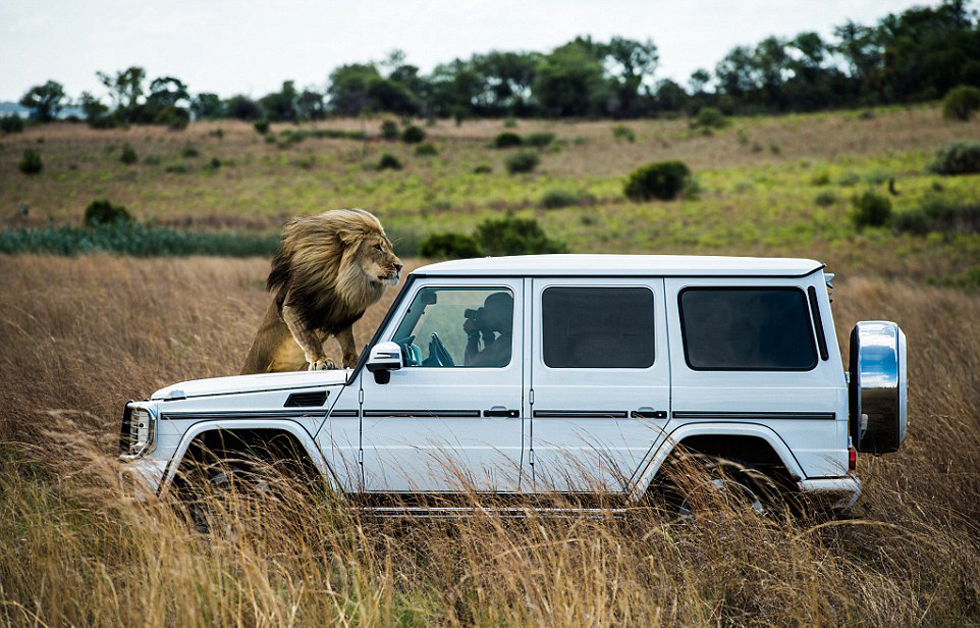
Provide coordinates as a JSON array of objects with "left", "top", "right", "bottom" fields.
[
  {"left": 533, "top": 410, "right": 628, "bottom": 419},
  {"left": 363, "top": 410, "right": 481, "bottom": 418},
  {"left": 329, "top": 409, "right": 359, "bottom": 418},
  {"left": 161, "top": 410, "right": 327, "bottom": 421},
  {"left": 673, "top": 411, "right": 835, "bottom": 420}
]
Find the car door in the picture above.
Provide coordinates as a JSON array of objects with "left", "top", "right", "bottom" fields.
[
  {"left": 528, "top": 278, "right": 671, "bottom": 492},
  {"left": 360, "top": 278, "right": 525, "bottom": 493}
]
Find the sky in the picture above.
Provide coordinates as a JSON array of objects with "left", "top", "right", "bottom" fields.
[{"left": 0, "top": 0, "right": 943, "bottom": 102}]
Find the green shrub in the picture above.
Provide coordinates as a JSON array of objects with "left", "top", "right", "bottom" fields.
[
  {"left": 414, "top": 142, "right": 438, "bottom": 156},
  {"left": 165, "top": 164, "right": 189, "bottom": 174},
  {"left": 419, "top": 233, "right": 483, "bottom": 259},
  {"left": 864, "top": 169, "right": 889, "bottom": 184},
  {"left": 208, "top": 157, "right": 222, "bottom": 169},
  {"left": 0, "top": 115, "right": 25, "bottom": 134},
  {"left": 814, "top": 191, "right": 837, "bottom": 206},
  {"left": 852, "top": 191, "right": 892, "bottom": 229},
  {"left": 524, "top": 132, "right": 555, "bottom": 148},
  {"left": 143, "top": 155, "right": 161, "bottom": 166},
  {"left": 929, "top": 141, "right": 980, "bottom": 175},
  {"left": 492, "top": 132, "right": 522, "bottom": 149},
  {"left": 942, "top": 85, "right": 980, "bottom": 121},
  {"left": 18, "top": 149, "right": 42, "bottom": 175},
  {"left": 612, "top": 125, "right": 636, "bottom": 142},
  {"left": 401, "top": 125, "right": 426, "bottom": 144},
  {"left": 120, "top": 143, "right": 138, "bottom": 165},
  {"left": 810, "top": 170, "right": 831, "bottom": 186},
  {"left": 540, "top": 188, "right": 585, "bottom": 209},
  {"left": 378, "top": 153, "right": 403, "bottom": 170},
  {"left": 837, "top": 171, "right": 860, "bottom": 186},
  {"left": 623, "top": 161, "right": 691, "bottom": 201},
  {"left": 380, "top": 120, "right": 399, "bottom": 140},
  {"left": 84, "top": 199, "right": 133, "bottom": 227},
  {"left": 473, "top": 164, "right": 492, "bottom": 174},
  {"left": 892, "top": 210, "right": 933, "bottom": 235},
  {"left": 180, "top": 145, "right": 199, "bottom": 159},
  {"left": 504, "top": 151, "right": 539, "bottom": 174},
  {"left": 475, "top": 214, "right": 567, "bottom": 256},
  {"left": 253, "top": 119, "right": 270, "bottom": 134},
  {"left": 209, "top": 128, "right": 224, "bottom": 139},
  {"left": 691, "top": 107, "right": 728, "bottom": 129},
  {"left": 503, "top": 117, "right": 517, "bottom": 128}
]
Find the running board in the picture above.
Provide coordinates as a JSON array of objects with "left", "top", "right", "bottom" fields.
[{"left": 356, "top": 505, "right": 631, "bottom": 519}]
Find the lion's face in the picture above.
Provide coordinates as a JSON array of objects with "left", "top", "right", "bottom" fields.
[{"left": 353, "top": 232, "right": 403, "bottom": 286}]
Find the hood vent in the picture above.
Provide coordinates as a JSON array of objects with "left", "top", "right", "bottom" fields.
[{"left": 284, "top": 391, "right": 328, "bottom": 407}]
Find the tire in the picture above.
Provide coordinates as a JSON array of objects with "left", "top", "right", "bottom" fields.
[{"left": 656, "top": 454, "right": 786, "bottom": 520}]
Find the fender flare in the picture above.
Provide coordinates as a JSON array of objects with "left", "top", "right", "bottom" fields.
[
  {"left": 628, "top": 422, "right": 807, "bottom": 502},
  {"left": 158, "top": 419, "right": 338, "bottom": 495}
]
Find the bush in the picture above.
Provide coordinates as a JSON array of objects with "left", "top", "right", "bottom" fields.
[
  {"left": 120, "top": 144, "right": 138, "bottom": 165},
  {"left": 814, "top": 191, "right": 837, "bottom": 206},
  {"left": 380, "top": 120, "right": 399, "bottom": 140},
  {"left": 524, "top": 132, "right": 555, "bottom": 148},
  {"left": 1, "top": 115, "right": 25, "bottom": 134},
  {"left": 623, "top": 161, "right": 691, "bottom": 201},
  {"left": 180, "top": 145, "right": 199, "bottom": 159},
  {"left": 492, "top": 132, "right": 523, "bottom": 149},
  {"left": 942, "top": 85, "right": 980, "bottom": 121},
  {"left": 18, "top": 149, "right": 42, "bottom": 175},
  {"left": 540, "top": 188, "right": 585, "bottom": 209},
  {"left": 414, "top": 143, "right": 438, "bottom": 156},
  {"left": 143, "top": 155, "right": 161, "bottom": 166},
  {"left": 253, "top": 119, "right": 270, "bottom": 134},
  {"left": 930, "top": 141, "right": 980, "bottom": 175},
  {"left": 419, "top": 233, "right": 483, "bottom": 259},
  {"left": 208, "top": 157, "right": 222, "bottom": 169},
  {"left": 692, "top": 107, "right": 727, "bottom": 129},
  {"left": 852, "top": 191, "right": 892, "bottom": 229},
  {"left": 612, "top": 125, "right": 635, "bottom": 142},
  {"left": 401, "top": 125, "right": 426, "bottom": 144},
  {"left": 810, "top": 170, "right": 831, "bottom": 186},
  {"left": 503, "top": 117, "right": 517, "bottom": 128},
  {"left": 472, "top": 164, "right": 492, "bottom": 174},
  {"left": 837, "top": 171, "right": 860, "bottom": 186},
  {"left": 83, "top": 199, "right": 134, "bottom": 227},
  {"left": 377, "top": 153, "right": 403, "bottom": 170},
  {"left": 892, "top": 210, "right": 933, "bottom": 235},
  {"left": 475, "top": 214, "right": 567, "bottom": 256},
  {"left": 505, "top": 151, "right": 540, "bottom": 175}
]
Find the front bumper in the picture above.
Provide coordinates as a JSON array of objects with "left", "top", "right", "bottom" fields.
[
  {"left": 119, "top": 457, "right": 168, "bottom": 498},
  {"left": 797, "top": 476, "right": 862, "bottom": 510}
]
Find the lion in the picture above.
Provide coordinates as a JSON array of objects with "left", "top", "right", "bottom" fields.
[{"left": 241, "top": 209, "right": 402, "bottom": 374}]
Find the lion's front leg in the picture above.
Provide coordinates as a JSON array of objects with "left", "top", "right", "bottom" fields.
[
  {"left": 335, "top": 325, "right": 359, "bottom": 369},
  {"left": 282, "top": 304, "right": 335, "bottom": 370}
]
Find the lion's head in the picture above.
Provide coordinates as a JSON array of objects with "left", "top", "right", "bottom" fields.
[{"left": 267, "top": 208, "right": 402, "bottom": 333}]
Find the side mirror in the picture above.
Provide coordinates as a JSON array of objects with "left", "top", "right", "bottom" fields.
[{"left": 366, "top": 341, "right": 403, "bottom": 384}]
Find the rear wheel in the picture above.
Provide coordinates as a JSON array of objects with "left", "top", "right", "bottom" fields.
[{"left": 656, "top": 454, "right": 788, "bottom": 519}]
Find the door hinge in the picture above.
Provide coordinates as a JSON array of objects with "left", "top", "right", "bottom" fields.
[
  {"left": 529, "top": 389, "right": 534, "bottom": 405},
  {"left": 529, "top": 449, "right": 535, "bottom": 465},
  {"left": 358, "top": 449, "right": 364, "bottom": 465},
  {"left": 358, "top": 388, "right": 364, "bottom": 404}
]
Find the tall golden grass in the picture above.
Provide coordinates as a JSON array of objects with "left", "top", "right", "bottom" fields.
[{"left": 1, "top": 254, "right": 979, "bottom": 627}]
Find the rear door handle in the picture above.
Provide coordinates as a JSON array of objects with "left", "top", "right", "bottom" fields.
[
  {"left": 631, "top": 409, "right": 667, "bottom": 419},
  {"left": 484, "top": 407, "right": 520, "bottom": 418}
]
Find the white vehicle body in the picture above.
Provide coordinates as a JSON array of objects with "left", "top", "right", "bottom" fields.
[{"left": 121, "top": 255, "right": 908, "bottom": 511}]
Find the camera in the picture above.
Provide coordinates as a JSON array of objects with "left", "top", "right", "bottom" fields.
[{"left": 464, "top": 307, "right": 484, "bottom": 322}]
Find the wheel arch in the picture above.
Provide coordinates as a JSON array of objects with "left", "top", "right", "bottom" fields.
[
  {"left": 630, "top": 422, "right": 806, "bottom": 501},
  {"left": 159, "top": 419, "right": 336, "bottom": 495}
]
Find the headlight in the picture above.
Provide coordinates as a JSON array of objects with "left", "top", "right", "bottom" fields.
[{"left": 119, "top": 402, "right": 156, "bottom": 457}]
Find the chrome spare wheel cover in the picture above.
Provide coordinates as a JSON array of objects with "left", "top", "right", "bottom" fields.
[{"left": 849, "top": 321, "right": 908, "bottom": 454}]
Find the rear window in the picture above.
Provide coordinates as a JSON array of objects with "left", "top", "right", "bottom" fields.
[
  {"left": 679, "top": 288, "right": 817, "bottom": 371},
  {"left": 542, "top": 287, "right": 654, "bottom": 368}
]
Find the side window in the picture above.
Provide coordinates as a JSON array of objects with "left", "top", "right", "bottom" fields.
[
  {"left": 391, "top": 287, "right": 514, "bottom": 368},
  {"left": 542, "top": 287, "right": 655, "bottom": 368},
  {"left": 678, "top": 287, "right": 817, "bottom": 371}
]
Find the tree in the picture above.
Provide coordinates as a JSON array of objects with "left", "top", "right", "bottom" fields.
[
  {"left": 147, "top": 76, "right": 189, "bottom": 109},
  {"left": 224, "top": 95, "right": 264, "bottom": 120},
  {"left": 295, "top": 88, "right": 326, "bottom": 120},
  {"left": 97, "top": 66, "right": 146, "bottom": 114},
  {"left": 328, "top": 63, "right": 382, "bottom": 115},
  {"left": 602, "top": 36, "right": 659, "bottom": 116},
  {"left": 260, "top": 80, "right": 298, "bottom": 122},
  {"left": 19, "top": 81, "right": 66, "bottom": 122},
  {"left": 534, "top": 41, "right": 610, "bottom": 117},
  {"left": 191, "top": 93, "right": 225, "bottom": 119}
]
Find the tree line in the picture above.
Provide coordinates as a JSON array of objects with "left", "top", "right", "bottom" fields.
[{"left": 13, "top": 0, "right": 980, "bottom": 126}]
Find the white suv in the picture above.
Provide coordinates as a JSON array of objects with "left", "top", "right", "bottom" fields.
[{"left": 120, "top": 255, "right": 907, "bottom": 512}]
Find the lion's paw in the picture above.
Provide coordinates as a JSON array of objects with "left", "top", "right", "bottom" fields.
[{"left": 308, "top": 359, "right": 337, "bottom": 371}]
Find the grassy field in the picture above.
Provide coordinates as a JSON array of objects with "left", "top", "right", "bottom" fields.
[
  {"left": 0, "top": 256, "right": 979, "bottom": 626},
  {"left": 1, "top": 105, "right": 980, "bottom": 626}
]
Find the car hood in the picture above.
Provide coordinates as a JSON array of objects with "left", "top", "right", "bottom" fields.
[{"left": 150, "top": 369, "right": 350, "bottom": 401}]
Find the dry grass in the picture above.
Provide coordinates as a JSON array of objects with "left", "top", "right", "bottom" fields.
[{"left": 1, "top": 254, "right": 980, "bottom": 626}]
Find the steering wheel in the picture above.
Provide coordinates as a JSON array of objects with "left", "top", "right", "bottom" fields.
[
  {"left": 393, "top": 335, "right": 420, "bottom": 366},
  {"left": 428, "top": 332, "right": 455, "bottom": 367}
]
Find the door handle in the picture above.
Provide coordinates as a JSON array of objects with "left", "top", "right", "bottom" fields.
[
  {"left": 631, "top": 409, "right": 667, "bottom": 419},
  {"left": 484, "top": 407, "right": 519, "bottom": 418}
]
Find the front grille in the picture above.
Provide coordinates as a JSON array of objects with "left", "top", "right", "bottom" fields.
[
  {"left": 119, "top": 402, "right": 153, "bottom": 456},
  {"left": 118, "top": 402, "right": 133, "bottom": 455}
]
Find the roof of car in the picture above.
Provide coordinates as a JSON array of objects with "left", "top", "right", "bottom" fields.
[{"left": 412, "top": 255, "right": 824, "bottom": 278}]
